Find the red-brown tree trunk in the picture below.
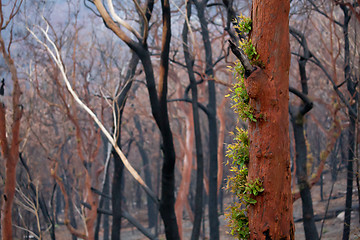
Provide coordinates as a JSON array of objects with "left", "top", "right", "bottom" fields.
[
  {"left": 0, "top": 22, "right": 23, "bottom": 239},
  {"left": 246, "top": 1, "right": 294, "bottom": 239}
]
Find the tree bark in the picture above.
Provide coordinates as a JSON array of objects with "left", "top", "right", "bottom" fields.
[
  {"left": 111, "top": 53, "right": 140, "bottom": 240},
  {"left": 0, "top": 25, "right": 23, "bottom": 240},
  {"left": 193, "top": 1, "right": 219, "bottom": 239},
  {"left": 182, "top": 2, "right": 205, "bottom": 239},
  {"left": 291, "top": 114, "right": 318, "bottom": 240},
  {"left": 289, "top": 27, "right": 318, "bottom": 240},
  {"left": 111, "top": 148, "right": 124, "bottom": 240},
  {"left": 246, "top": 1, "right": 294, "bottom": 239},
  {"left": 341, "top": 5, "right": 357, "bottom": 240},
  {"left": 134, "top": 116, "right": 157, "bottom": 228},
  {"left": 156, "top": 1, "right": 180, "bottom": 238}
]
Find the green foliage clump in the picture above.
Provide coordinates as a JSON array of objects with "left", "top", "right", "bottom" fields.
[
  {"left": 239, "top": 38, "right": 258, "bottom": 62},
  {"left": 233, "top": 15, "right": 252, "bottom": 35},
  {"left": 233, "top": 15, "right": 258, "bottom": 63},
  {"left": 227, "top": 63, "right": 256, "bottom": 122},
  {"left": 225, "top": 15, "right": 264, "bottom": 240},
  {"left": 225, "top": 128, "right": 264, "bottom": 239},
  {"left": 226, "top": 128, "right": 249, "bottom": 168}
]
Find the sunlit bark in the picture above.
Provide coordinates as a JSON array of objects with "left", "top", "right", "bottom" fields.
[{"left": 246, "top": 1, "right": 294, "bottom": 239}]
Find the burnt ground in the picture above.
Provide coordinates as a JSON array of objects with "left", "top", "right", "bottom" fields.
[{"left": 49, "top": 169, "right": 360, "bottom": 239}]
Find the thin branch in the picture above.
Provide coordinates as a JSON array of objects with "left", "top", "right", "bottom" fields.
[
  {"left": 228, "top": 40, "right": 254, "bottom": 77},
  {"left": 290, "top": 28, "right": 357, "bottom": 118},
  {"left": 289, "top": 87, "right": 313, "bottom": 115},
  {"left": 307, "top": 0, "right": 343, "bottom": 26},
  {"left": 106, "top": 0, "right": 143, "bottom": 42},
  {"left": 132, "top": 0, "right": 148, "bottom": 43}
]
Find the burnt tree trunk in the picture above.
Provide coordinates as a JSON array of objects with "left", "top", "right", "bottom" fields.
[
  {"left": 246, "top": 1, "right": 294, "bottom": 239},
  {"left": 134, "top": 116, "right": 157, "bottom": 228},
  {"left": 111, "top": 53, "right": 140, "bottom": 240},
  {"left": 182, "top": 2, "right": 204, "bottom": 239},
  {"left": 94, "top": 139, "right": 111, "bottom": 240},
  {"left": 193, "top": 1, "right": 219, "bottom": 239},
  {"left": 290, "top": 103, "right": 318, "bottom": 240},
  {"left": 92, "top": 0, "right": 179, "bottom": 238},
  {"left": 289, "top": 27, "right": 318, "bottom": 240},
  {"left": 341, "top": 5, "right": 357, "bottom": 240}
]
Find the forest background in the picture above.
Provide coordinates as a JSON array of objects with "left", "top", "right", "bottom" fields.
[{"left": 0, "top": 0, "right": 359, "bottom": 239}]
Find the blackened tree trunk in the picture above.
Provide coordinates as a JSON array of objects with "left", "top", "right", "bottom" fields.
[
  {"left": 247, "top": 1, "right": 295, "bottom": 238},
  {"left": 193, "top": 1, "right": 219, "bottom": 239},
  {"left": 341, "top": 5, "right": 357, "bottom": 240},
  {"left": 290, "top": 99, "right": 318, "bottom": 240},
  {"left": 156, "top": 2, "right": 180, "bottom": 238},
  {"left": 111, "top": 53, "right": 140, "bottom": 240},
  {"left": 134, "top": 116, "right": 157, "bottom": 228},
  {"left": 64, "top": 178, "right": 78, "bottom": 240},
  {"left": 92, "top": 0, "right": 179, "bottom": 238},
  {"left": 182, "top": 2, "right": 204, "bottom": 239},
  {"left": 95, "top": 138, "right": 111, "bottom": 240},
  {"left": 289, "top": 27, "right": 318, "bottom": 240},
  {"left": 111, "top": 147, "right": 125, "bottom": 240}
]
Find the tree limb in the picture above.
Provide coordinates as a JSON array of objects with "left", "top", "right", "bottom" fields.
[{"left": 228, "top": 40, "right": 255, "bottom": 77}]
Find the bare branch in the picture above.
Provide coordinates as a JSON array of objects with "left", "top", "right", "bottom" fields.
[
  {"left": 106, "top": 0, "right": 143, "bottom": 41},
  {"left": 27, "top": 22, "right": 159, "bottom": 205},
  {"left": 132, "top": 0, "right": 149, "bottom": 43},
  {"left": 228, "top": 40, "right": 255, "bottom": 77}
]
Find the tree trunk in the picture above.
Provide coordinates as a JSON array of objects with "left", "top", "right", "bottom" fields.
[
  {"left": 1, "top": 161, "right": 17, "bottom": 240},
  {"left": 247, "top": 1, "right": 294, "bottom": 239},
  {"left": 193, "top": 1, "right": 219, "bottom": 239},
  {"left": 291, "top": 120, "right": 318, "bottom": 240},
  {"left": 134, "top": 116, "right": 157, "bottom": 228},
  {"left": 340, "top": 4, "right": 357, "bottom": 240},
  {"left": 181, "top": 2, "right": 204, "bottom": 239},
  {"left": 111, "top": 147, "right": 124, "bottom": 240},
  {"left": 91, "top": 1, "right": 179, "bottom": 238},
  {"left": 288, "top": 27, "right": 318, "bottom": 239},
  {"left": 94, "top": 141, "right": 111, "bottom": 240},
  {"left": 0, "top": 16, "right": 23, "bottom": 239}
]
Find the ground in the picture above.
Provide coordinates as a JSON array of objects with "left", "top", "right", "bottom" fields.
[{"left": 48, "top": 168, "right": 360, "bottom": 239}]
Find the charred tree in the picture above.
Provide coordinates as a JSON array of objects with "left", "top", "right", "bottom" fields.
[
  {"left": 193, "top": 1, "right": 219, "bottom": 238},
  {"left": 289, "top": 27, "right": 318, "bottom": 240},
  {"left": 182, "top": 1, "right": 205, "bottom": 239}
]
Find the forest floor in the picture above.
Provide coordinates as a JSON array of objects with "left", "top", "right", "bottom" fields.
[{"left": 51, "top": 168, "right": 360, "bottom": 239}]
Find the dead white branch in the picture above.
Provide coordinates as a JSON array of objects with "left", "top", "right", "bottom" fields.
[
  {"left": 107, "top": 0, "right": 143, "bottom": 41},
  {"left": 27, "top": 22, "right": 159, "bottom": 204}
]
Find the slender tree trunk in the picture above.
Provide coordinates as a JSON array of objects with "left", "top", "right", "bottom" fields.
[
  {"left": 91, "top": 1, "right": 179, "bottom": 238},
  {"left": 291, "top": 120, "right": 318, "bottom": 240},
  {"left": 94, "top": 141, "right": 111, "bottom": 240},
  {"left": 181, "top": 2, "right": 204, "bottom": 239},
  {"left": 134, "top": 116, "right": 157, "bottom": 228},
  {"left": 137, "top": 2, "right": 179, "bottom": 238},
  {"left": 193, "top": 1, "right": 219, "bottom": 238},
  {"left": 1, "top": 162, "right": 17, "bottom": 240},
  {"left": 341, "top": 4, "right": 357, "bottom": 240},
  {"left": 64, "top": 180, "right": 78, "bottom": 240},
  {"left": 246, "top": 1, "right": 294, "bottom": 239},
  {"left": 0, "top": 15, "right": 23, "bottom": 239},
  {"left": 111, "top": 146, "right": 124, "bottom": 240},
  {"left": 288, "top": 27, "right": 318, "bottom": 239}
]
